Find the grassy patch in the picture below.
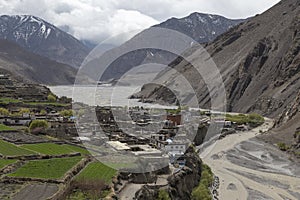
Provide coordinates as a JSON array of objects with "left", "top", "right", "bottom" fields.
[
  {"left": 277, "top": 143, "right": 289, "bottom": 151},
  {"left": 226, "top": 113, "right": 264, "bottom": 127},
  {"left": 21, "top": 143, "right": 74, "bottom": 155},
  {"left": 0, "top": 98, "right": 21, "bottom": 104},
  {"left": 75, "top": 162, "right": 117, "bottom": 183},
  {"left": 157, "top": 189, "right": 171, "bottom": 200},
  {"left": 24, "top": 102, "right": 70, "bottom": 107},
  {"left": 192, "top": 164, "right": 213, "bottom": 200},
  {"left": 8, "top": 157, "right": 82, "bottom": 179},
  {"left": 21, "top": 143, "right": 90, "bottom": 156},
  {"left": 64, "top": 145, "right": 90, "bottom": 155},
  {"left": 0, "top": 159, "right": 17, "bottom": 169},
  {"left": 0, "top": 124, "right": 15, "bottom": 131},
  {"left": 0, "top": 140, "right": 35, "bottom": 156}
]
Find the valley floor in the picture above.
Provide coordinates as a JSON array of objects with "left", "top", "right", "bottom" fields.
[{"left": 201, "top": 118, "right": 300, "bottom": 200}]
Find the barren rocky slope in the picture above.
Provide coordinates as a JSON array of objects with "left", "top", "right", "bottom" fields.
[
  {"left": 0, "top": 39, "right": 77, "bottom": 85},
  {"left": 139, "top": 0, "right": 300, "bottom": 117},
  {"left": 136, "top": 0, "right": 300, "bottom": 152},
  {"left": 100, "top": 13, "right": 245, "bottom": 80}
]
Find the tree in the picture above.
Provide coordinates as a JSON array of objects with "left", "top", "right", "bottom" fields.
[
  {"left": 0, "top": 108, "right": 9, "bottom": 116},
  {"left": 18, "top": 108, "right": 30, "bottom": 115},
  {"left": 47, "top": 94, "right": 57, "bottom": 102},
  {"left": 29, "top": 120, "right": 49, "bottom": 132},
  {"left": 157, "top": 190, "right": 171, "bottom": 200},
  {"left": 39, "top": 109, "right": 47, "bottom": 115},
  {"left": 60, "top": 110, "right": 74, "bottom": 117}
]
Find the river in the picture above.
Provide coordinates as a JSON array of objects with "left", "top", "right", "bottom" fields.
[{"left": 49, "top": 85, "right": 176, "bottom": 109}]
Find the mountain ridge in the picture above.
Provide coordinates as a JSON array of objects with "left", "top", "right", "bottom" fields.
[
  {"left": 136, "top": 0, "right": 300, "bottom": 151},
  {"left": 154, "top": 12, "right": 246, "bottom": 43},
  {"left": 0, "top": 39, "right": 77, "bottom": 85},
  {"left": 100, "top": 12, "right": 246, "bottom": 80},
  {"left": 0, "top": 15, "right": 89, "bottom": 68}
]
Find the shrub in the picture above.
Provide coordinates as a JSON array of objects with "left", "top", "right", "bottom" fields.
[
  {"left": 39, "top": 109, "right": 47, "bottom": 115},
  {"left": 47, "top": 94, "right": 57, "bottom": 102},
  {"left": 192, "top": 184, "right": 211, "bottom": 200},
  {"left": 29, "top": 120, "right": 48, "bottom": 132},
  {"left": 157, "top": 190, "right": 171, "bottom": 200},
  {"left": 18, "top": 108, "right": 30, "bottom": 116},
  {"left": 60, "top": 110, "right": 74, "bottom": 117},
  {"left": 0, "top": 108, "right": 9, "bottom": 116},
  {"left": 225, "top": 113, "right": 264, "bottom": 127},
  {"left": 277, "top": 142, "right": 289, "bottom": 151},
  {"left": 248, "top": 113, "right": 265, "bottom": 127},
  {"left": 68, "top": 179, "right": 107, "bottom": 200},
  {"left": 192, "top": 164, "right": 213, "bottom": 200}
]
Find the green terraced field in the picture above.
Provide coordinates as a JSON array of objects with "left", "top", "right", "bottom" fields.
[
  {"left": 0, "top": 98, "right": 21, "bottom": 104},
  {"left": 0, "top": 124, "right": 15, "bottom": 131},
  {"left": 0, "top": 140, "right": 36, "bottom": 156},
  {"left": 0, "top": 159, "right": 17, "bottom": 169},
  {"left": 21, "top": 143, "right": 90, "bottom": 156},
  {"left": 63, "top": 144, "right": 90, "bottom": 155},
  {"left": 75, "top": 162, "right": 117, "bottom": 183},
  {"left": 25, "top": 102, "right": 70, "bottom": 107},
  {"left": 8, "top": 157, "right": 82, "bottom": 179}
]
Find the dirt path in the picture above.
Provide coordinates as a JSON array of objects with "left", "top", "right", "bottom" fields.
[{"left": 201, "top": 118, "right": 300, "bottom": 200}]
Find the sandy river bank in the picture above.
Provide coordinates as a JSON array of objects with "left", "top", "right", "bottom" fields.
[{"left": 201, "top": 118, "right": 300, "bottom": 200}]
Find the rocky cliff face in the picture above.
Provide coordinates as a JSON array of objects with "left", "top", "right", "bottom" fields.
[
  {"left": 134, "top": 146, "right": 202, "bottom": 200},
  {"left": 0, "top": 15, "right": 89, "bottom": 68}
]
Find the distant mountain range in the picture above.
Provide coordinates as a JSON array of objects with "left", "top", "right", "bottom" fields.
[
  {"left": 0, "top": 15, "right": 89, "bottom": 68},
  {"left": 154, "top": 12, "right": 245, "bottom": 43},
  {"left": 0, "top": 13, "right": 245, "bottom": 84},
  {"left": 100, "top": 13, "right": 246, "bottom": 80}
]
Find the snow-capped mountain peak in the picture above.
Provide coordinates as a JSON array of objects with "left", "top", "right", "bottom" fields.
[
  {"left": 155, "top": 12, "right": 246, "bottom": 44},
  {"left": 0, "top": 15, "right": 89, "bottom": 67}
]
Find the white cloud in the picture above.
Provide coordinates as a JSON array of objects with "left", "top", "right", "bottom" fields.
[{"left": 0, "top": 0, "right": 280, "bottom": 44}]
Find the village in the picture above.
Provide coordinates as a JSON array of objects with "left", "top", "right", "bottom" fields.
[{"left": 0, "top": 74, "right": 265, "bottom": 199}]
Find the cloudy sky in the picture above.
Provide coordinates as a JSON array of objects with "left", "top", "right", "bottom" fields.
[{"left": 0, "top": 0, "right": 280, "bottom": 44}]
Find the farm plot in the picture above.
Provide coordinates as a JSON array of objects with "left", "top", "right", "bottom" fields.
[
  {"left": 0, "top": 124, "right": 15, "bottom": 131},
  {"left": 63, "top": 144, "right": 90, "bottom": 155},
  {"left": 21, "top": 143, "right": 90, "bottom": 156},
  {"left": 0, "top": 140, "right": 35, "bottom": 156},
  {"left": 0, "top": 183, "right": 23, "bottom": 200},
  {"left": 0, "top": 159, "right": 17, "bottom": 170},
  {"left": 8, "top": 157, "right": 82, "bottom": 179},
  {"left": 0, "top": 131, "right": 49, "bottom": 144},
  {"left": 75, "top": 162, "right": 117, "bottom": 183},
  {"left": 12, "top": 183, "right": 59, "bottom": 200}
]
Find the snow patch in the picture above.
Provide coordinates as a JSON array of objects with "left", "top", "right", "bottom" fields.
[
  {"left": 29, "top": 16, "right": 42, "bottom": 26},
  {"left": 40, "top": 24, "right": 46, "bottom": 34},
  {"left": 198, "top": 16, "right": 206, "bottom": 23},
  {"left": 45, "top": 28, "right": 51, "bottom": 38}
]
